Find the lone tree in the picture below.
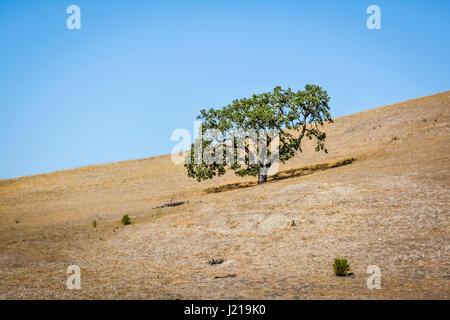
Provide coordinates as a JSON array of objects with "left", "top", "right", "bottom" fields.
[{"left": 185, "top": 85, "right": 333, "bottom": 184}]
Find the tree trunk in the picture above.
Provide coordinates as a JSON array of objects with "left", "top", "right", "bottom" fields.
[
  {"left": 258, "top": 173, "right": 267, "bottom": 184},
  {"left": 258, "top": 160, "right": 271, "bottom": 184}
]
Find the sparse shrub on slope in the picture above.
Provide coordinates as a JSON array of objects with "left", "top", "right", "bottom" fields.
[
  {"left": 333, "top": 258, "right": 350, "bottom": 276},
  {"left": 121, "top": 214, "right": 131, "bottom": 225}
]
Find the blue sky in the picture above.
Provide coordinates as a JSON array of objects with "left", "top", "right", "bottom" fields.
[{"left": 0, "top": 0, "right": 449, "bottom": 179}]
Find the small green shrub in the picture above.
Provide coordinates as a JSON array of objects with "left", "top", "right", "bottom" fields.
[
  {"left": 121, "top": 214, "right": 131, "bottom": 225},
  {"left": 92, "top": 220, "right": 97, "bottom": 228},
  {"left": 333, "top": 258, "right": 350, "bottom": 276}
]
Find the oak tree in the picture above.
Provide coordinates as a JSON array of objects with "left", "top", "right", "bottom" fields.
[{"left": 185, "top": 85, "right": 333, "bottom": 184}]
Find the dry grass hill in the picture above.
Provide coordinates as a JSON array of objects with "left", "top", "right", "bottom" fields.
[{"left": 0, "top": 91, "right": 449, "bottom": 299}]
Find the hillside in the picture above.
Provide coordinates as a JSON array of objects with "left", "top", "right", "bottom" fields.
[{"left": 0, "top": 91, "right": 449, "bottom": 299}]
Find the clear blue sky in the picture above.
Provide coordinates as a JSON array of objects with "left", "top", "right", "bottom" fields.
[{"left": 0, "top": 0, "right": 449, "bottom": 179}]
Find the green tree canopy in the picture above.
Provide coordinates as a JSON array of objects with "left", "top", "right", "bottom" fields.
[{"left": 185, "top": 85, "right": 333, "bottom": 184}]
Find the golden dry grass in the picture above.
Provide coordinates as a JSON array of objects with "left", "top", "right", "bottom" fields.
[{"left": 0, "top": 91, "right": 449, "bottom": 299}]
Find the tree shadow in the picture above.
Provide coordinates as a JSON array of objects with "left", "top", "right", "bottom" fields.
[{"left": 204, "top": 157, "right": 357, "bottom": 194}]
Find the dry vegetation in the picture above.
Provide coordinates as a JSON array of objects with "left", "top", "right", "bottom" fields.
[{"left": 0, "top": 91, "right": 449, "bottom": 299}]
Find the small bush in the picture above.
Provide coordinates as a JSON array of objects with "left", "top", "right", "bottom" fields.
[
  {"left": 92, "top": 220, "right": 97, "bottom": 228},
  {"left": 333, "top": 258, "right": 350, "bottom": 276},
  {"left": 208, "top": 258, "right": 224, "bottom": 265},
  {"left": 121, "top": 214, "right": 131, "bottom": 225}
]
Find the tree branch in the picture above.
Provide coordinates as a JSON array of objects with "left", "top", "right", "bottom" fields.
[{"left": 297, "top": 113, "right": 309, "bottom": 143}]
